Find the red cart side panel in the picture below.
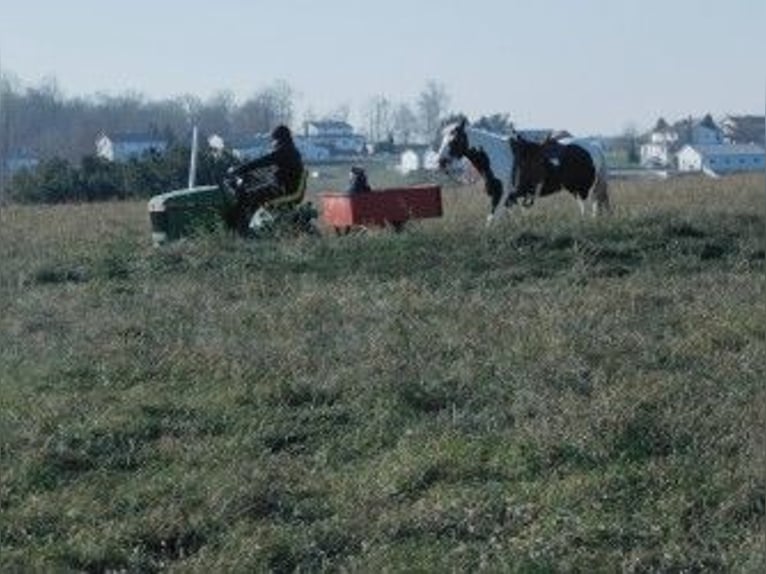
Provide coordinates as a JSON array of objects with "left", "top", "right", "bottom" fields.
[{"left": 320, "top": 185, "right": 442, "bottom": 228}]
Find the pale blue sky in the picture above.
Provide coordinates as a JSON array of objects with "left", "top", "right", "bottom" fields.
[{"left": 1, "top": 0, "right": 764, "bottom": 135}]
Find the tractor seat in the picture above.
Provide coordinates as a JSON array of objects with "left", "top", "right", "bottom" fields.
[{"left": 265, "top": 170, "right": 309, "bottom": 210}]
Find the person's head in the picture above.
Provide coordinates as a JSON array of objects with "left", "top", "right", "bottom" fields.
[{"left": 271, "top": 125, "right": 292, "bottom": 146}]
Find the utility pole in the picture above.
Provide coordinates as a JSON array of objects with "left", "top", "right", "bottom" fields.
[
  {"left": 0, "top": 47, "right": 5, "bottom": 206},
  {"left": 188, "top": 125, "right": 198, "bottom": 189}
]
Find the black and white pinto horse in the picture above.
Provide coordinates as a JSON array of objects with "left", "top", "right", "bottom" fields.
[{"left": 437, "top": 118, "right": 611, "bottom": 223}]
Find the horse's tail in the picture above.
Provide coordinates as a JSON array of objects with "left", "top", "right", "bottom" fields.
[{"left": 590, "top": 146, "right": 612, "bottom": 216}]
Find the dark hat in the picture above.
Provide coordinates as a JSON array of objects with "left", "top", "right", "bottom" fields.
[{"left": 271, "top": 124, "right": 292, "bottom": 142}]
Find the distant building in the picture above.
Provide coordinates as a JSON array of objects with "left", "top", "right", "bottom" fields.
[
  {"left": 96, "top": 133, "right": 168, "bottom": 162},
  {"left": 640, "top": 118, "right": 678, "bottom": 167},
  {"left": 676, "top": 143, "right": 765, "bottom": 175},
  {"left": 398, "top": 149, "right": 421, "bottom": 174},
  {"left": 304, "top": 120, "right": 366, "bottom": 157},
  {"left": 229, "top": 121, "right": 366, "bottom": 165},
  {"left": 640, "top": 115, "right": 724, "bottom": 168},
  {"left": 207, "top": 134, "right": 226, "bottom": 155},
  {"left": 305, "top": 120, "right": 353, "bottom": 137},
  {"left": 398, "top": 147, "right": 440, "bottom": 174}
]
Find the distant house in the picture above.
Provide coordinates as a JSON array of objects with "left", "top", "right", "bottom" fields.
[
  {"left": 306, "top": 120, "right": 353, "bottom": 137},
  {"left": 676, "top": 143, "right": 765, "bottom": 175},
  {"left": 399, "top": 149, "right": 420, "bottom": 174},
  {"left": 304, "top": 120, "right": 366, "bottom": 157},
  {"left": 640, "top": 115, "right": 724, "bottom": 168},
  {"left": 229, "top": 121, "right": 366, "bottom": 166},
  {"left": 96, "top": 133, "right": 168, "bottom": 162},
  {"left": 398, "top": 147, "right": 440, "bottom": 174},
  {"left": 640, "top": 118, "right": 678, "bottom": 167}
]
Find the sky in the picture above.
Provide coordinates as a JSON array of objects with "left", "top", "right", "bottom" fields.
[{"left": 0, "top": 0, "right": 764, "bottom": 135}]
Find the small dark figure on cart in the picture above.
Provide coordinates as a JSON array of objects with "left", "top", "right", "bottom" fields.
[
  {"left": 224, "top": 124, "right": 304, "bottom": 235},
  {"left": 346, "top": 166, "right": 372, "bottom": 194}
]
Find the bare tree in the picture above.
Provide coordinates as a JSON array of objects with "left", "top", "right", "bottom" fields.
[
  {"left": 393, "top": 103, "right": 417, "bottom": 145},
  {"left": 417, "top": 80, "right": 450, "bottom": 143},
  {"left": 233, "top": 81, "right": 295, "bottom": 135},
  {"left": 197, "top": 91, "right": 236, "bottom": 136},
  {"left": 364, "top": 95, "right": 394, "bottom": 144}
]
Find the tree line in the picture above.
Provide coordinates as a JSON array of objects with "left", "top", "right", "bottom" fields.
[
  {"left": 0, "top": 72, "right": 457, "bottom": 203},
  {"left": 0, "top": 73, "right": 452, "bottom": 163},
  {"left": 6, "top": 146, "right": 238, "bottom": 204}
]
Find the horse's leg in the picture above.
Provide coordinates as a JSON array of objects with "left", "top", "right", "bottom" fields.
[{"left": 486, "top": 176, "right": 512, "bottom": 226}]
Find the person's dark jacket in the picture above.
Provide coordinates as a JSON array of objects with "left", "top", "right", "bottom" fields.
[{"left": 233, "top": 132, "right": 303, "bottom": 194}]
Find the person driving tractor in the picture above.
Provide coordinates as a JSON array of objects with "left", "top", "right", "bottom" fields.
[{"left": 225, "top": 124, "right": 304, "bottom": 234}]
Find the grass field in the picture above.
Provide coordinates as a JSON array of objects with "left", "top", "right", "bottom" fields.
[{"left": 1, "top": 173, "right": 764, "bottom": 572}]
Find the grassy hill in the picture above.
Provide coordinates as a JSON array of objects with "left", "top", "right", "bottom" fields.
[{"left": 0, "top": 174, "right": 764, "bottom": 572}]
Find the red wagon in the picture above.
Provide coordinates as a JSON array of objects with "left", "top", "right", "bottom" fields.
[{"left": 319, "top": 184, "right": 442, "bottom": 234}]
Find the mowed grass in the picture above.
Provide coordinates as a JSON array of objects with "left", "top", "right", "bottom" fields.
[{"left": 0, "top": 174, "right": 764, "bottom": 572}]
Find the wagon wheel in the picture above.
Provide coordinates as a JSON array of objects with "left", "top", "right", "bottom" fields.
[{"left": 334, "top": 226, "right": 351, "bottom": 236}]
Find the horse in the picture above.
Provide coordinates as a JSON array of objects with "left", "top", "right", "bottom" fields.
[
  {"left": 510, "top": 134, "right": 611, "bottom": 216},
  {"left": 436, "top": 118, "right": 611, "bottom": 221},
  {"left": 437, "top": 118, "right": 518, "bottom": 224}
]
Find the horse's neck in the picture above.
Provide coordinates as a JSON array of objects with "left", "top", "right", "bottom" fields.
[
  {"left": 464, "top": 147, "right": 493, "bottom": 178},
  {"left": 465, "top": 128, "right": 513, "bottom": 184}
]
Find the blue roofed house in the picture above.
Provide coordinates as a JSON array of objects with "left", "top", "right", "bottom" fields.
[
  {"left": 304, "top": 120, "right": 366, "bottom": 157},
  {"left": 676, "top": 143, "right": 765, "bottom": 176},
  {"left": 96, "top": 132, "right": 168, "bottom": 162}
]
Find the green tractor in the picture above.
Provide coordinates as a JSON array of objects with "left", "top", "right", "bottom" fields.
[{"left": 148, "top": 169, "right": 317, "bottom": 245}]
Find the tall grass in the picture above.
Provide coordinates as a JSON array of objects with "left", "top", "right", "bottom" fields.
[{"left": 0, "top": 173, "right": 764, "bottom": 572}]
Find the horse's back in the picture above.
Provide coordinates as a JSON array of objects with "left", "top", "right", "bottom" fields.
[{"left": 567, "top": 138, "right": 607, "bottom": 177}]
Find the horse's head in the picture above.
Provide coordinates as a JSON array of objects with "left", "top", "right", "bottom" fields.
[
  {"left": 510, "top": 136, "right": 548, "bottom": 197},
  {"left": 437, "top": 117, "right": 470, "bottom": 170}
]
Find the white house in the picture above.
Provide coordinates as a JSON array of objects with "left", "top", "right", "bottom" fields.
[
  {"left": 306, "top": 120, "right": 353, "bottom": 137},
  {"left": 398, "top": 148, "right": 441, "bottom": 174},
  {"left": 398, "top": 149, "right": 421, "bottom": 174},
  {"left": 96, "top": 133, "right": 168, "bottom": 162},
  {"left": 676, "top": 143, "right": 765, "bottom": 175},
  {"left": 640, "top": 119, "right": 678, "bottom": 167}
]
